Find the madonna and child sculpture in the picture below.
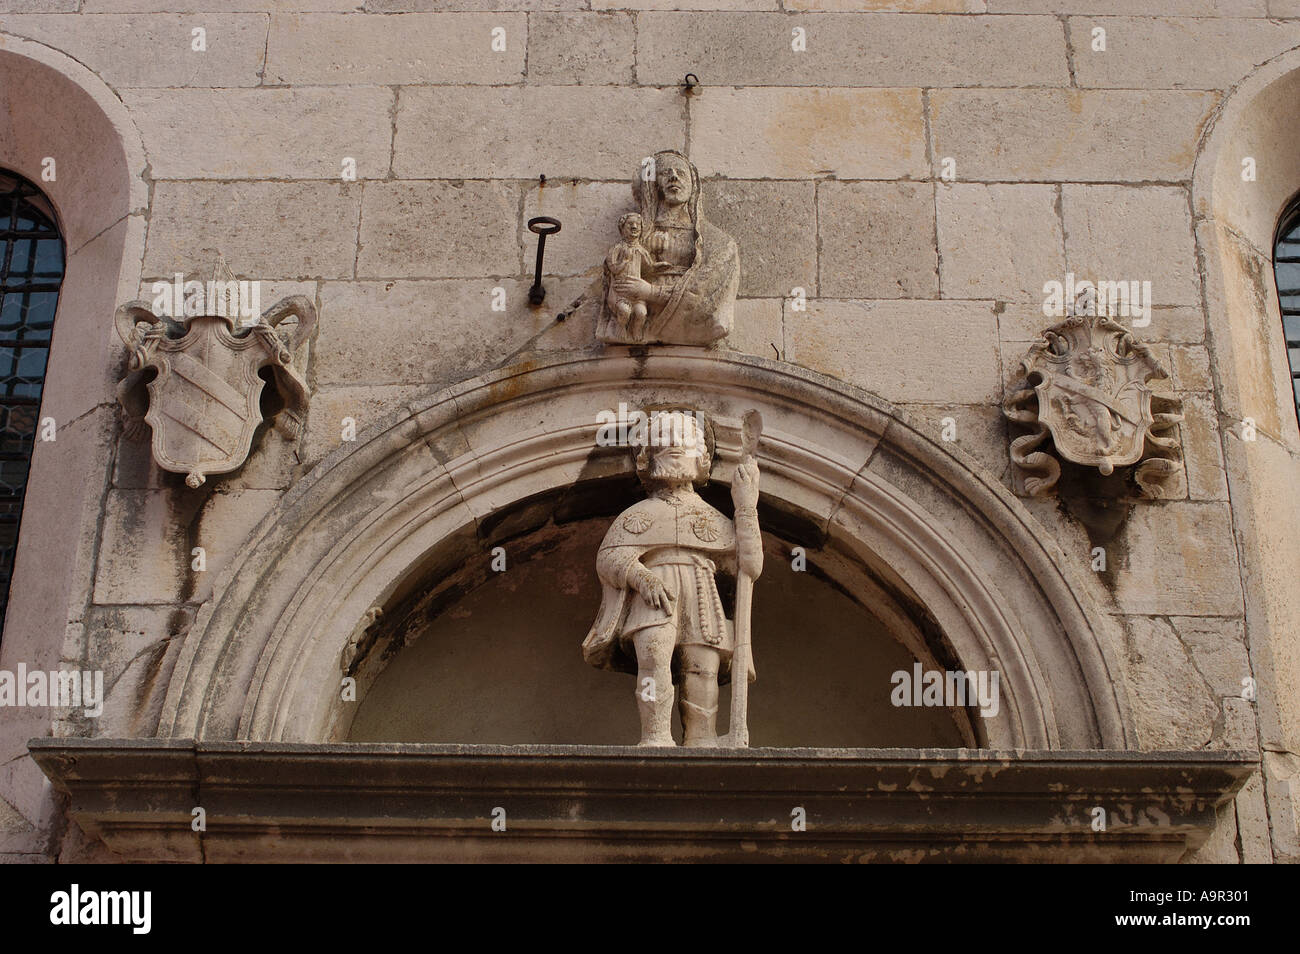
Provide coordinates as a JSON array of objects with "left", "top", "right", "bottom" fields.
[
  {"left": 583, "top": 409, "right": 763, "bottom": 747},
  {"left": 597, "top": 150, "right": 740, "bottom": 346}
]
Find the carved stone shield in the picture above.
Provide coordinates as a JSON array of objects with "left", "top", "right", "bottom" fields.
[
  {"left": 142, "top": 315, "right": 277, "bottom": 486},
  {"left": 1022, "top": 314, "right": 1164, "bottom": 475},
  {"left": 115, "top": 295, "right": 316, "bottom": 488}
]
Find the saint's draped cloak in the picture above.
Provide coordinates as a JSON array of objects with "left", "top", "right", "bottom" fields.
[{"left": 582, "top": 496, "right": 752, "bottom": 683}]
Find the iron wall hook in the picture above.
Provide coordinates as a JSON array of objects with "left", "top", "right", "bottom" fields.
[{"left": 527, "top": 216, "right": 562, "bottom": 306}]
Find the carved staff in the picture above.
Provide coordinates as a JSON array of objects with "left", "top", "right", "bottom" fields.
[{"left": 729, "top": 410, "right": 762, "bottom": 748}]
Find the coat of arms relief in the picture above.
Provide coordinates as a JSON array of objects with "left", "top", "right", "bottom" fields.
[
  {"left": 114, "top": 275, "right": 316, "bottom": 489},
  {"left": 1003, "top": 312, "right": 1184, "bottom": 498}
]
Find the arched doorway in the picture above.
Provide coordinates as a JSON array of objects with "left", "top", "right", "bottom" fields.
[{"left": 158, "top": 348, "right": 1132, "bottom": 751}]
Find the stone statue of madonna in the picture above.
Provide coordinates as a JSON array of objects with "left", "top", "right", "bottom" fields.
[{"left": 597, "top": 150, "right": 740, "bottom": 347}]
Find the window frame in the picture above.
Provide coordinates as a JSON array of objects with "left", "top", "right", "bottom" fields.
[
  {"left": 1274, "top": 191, "right": 1300, "bottom": 433},
  {"left": 0, "top": 169, "right": 66, "bottom": 632}
]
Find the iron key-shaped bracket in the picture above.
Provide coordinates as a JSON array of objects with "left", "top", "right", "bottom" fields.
[{"left": 527, "top": 217, "right": 562, "bottom": 306}]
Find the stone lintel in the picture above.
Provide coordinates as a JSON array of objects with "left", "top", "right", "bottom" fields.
[{"left": 30, "top": 740, "right": 1255, "bottom": 863}]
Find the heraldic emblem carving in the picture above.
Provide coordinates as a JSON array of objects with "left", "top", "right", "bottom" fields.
[
  {"left": 1003, "top": 313, "right": 1183, "bottom": 498},
  {"left": 583, "top": 408, "right": 763, "bottom": 748},
  {"left": 597, "top": 149, "right": 740, "bottom": 347},
  {"left": 114, "top": 290, "right": 316, "bottom": 488}
]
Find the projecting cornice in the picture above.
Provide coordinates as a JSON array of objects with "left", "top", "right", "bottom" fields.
[{"left": 30, "top": 740, "right": 1254, "bottom": 863}]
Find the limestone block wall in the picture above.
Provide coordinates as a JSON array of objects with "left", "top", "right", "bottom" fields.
[{"left": 0, "top": 0, "right": 1297, "bottom": 863}]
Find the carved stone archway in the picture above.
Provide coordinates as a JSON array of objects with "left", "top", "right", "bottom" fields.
[
  {"left": 158, "top": 348, "right": 1133, "bottom": 751},
  {"left": 1190, "top": 47, "right": 1300, "bottom": 861},
  {"left": 0, "top": 32, "right": 148, "bottom": 852}
]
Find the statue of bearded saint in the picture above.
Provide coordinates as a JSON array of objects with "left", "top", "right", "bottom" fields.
[
  {"left": 596, "top": 150, "right": 741, "bottom": 347},
  {"left": 582, "top": 410, "right": 762, "bottom": 747}
]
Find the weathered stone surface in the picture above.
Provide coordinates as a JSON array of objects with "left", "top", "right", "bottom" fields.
[
  {"left": 395, "top": 87, "right": 684, "bottom": 180},
  {"left": 637, "top": 13, "right": 1067, "bottom": 87},
  {"left": 0, "top": 14, "right": 267, "bottom": 87},
  {"left": 1185, "top": 800, "right": 1238, "bottom": 863},
  {"left": 358, "top": 181, "right": 519, "bottom": 279},
  {"left": 937, "top": 184, "right": 1064, "bottom": 302},
  {"left": 134, "top": 279, "right": 317, "bottom": 321},
  {"left": 1171, "top": 616, "right": 1250, "bottom": 700},
  {"left": 1214, "top": 697, "right": 1257, "bottom": 751},
  {"left": 786, "top": 299, "right": 1000, "bottom": 404},
  {"left": 1263, "top": 751, "right": 1300, "bottom": 861},
  {"left": 1221, "top": 433, "right": 1300, "bottom": 755},
  {"left": 265, "top": 13, "right": 524, "bottom": 85},
  {"left": 997, "top": 303, "right": 1205, "bottom": 346},
  {"left": 366, "top": 0, "right": 576, "bottom": 9},
  {"left": 1120, "top": 616, "right": 1216, "bottom": 749},
  {"left": 819, "top": 181, "right": 937, "bottom": 299},
  {"left": 785, "top": 0, "right": 983, "bottom": 9},
  {"left": 1170, "top": 344, "right": 1212, "bottom": 391},
  {"left": 301, "top": 385, "right": 425, "bottom": 471},
  {"left": 0, "top": 0, "right": 74, "bottom": 10},
  {"left": 692, "top": 88, "right": 926, "bottom": 180},
  {"left": 1235, "top": 772, "right": 1273, "bottom": 864},
  {"left": 701, "top": 179, "right": 816, "bottom": 298},
  {"left": 1111, "top": 503, "right": 1242, "bottom": 616},
  {"left": 1177, "top": 391, "right": 1229, "bottom": 501},
  {"left": 0, "top": 796, "right": 33, "bottom": 834},
  {"left": 144, "top": 182, "right": 361, "bottom": 280},
  {"left": 313, "top": 279, "right": 571, "bottom": 387},
  {"left": 121, "top": 88, "right": 394, "bottom": 180},
  {"left": 189, "top": 490, "right": 280, "bottom": 604},
  {"left": 724, "top": 298, "right": 783, "bottom": 359},
  {"left": 897, "top": 404, "right": 1009, "bottom": 480},
  {"left": 92, "top": 491, "right": 188, "bottom": 605},
  {"left": 88, "top": 0, "right": 356, "bottom": 8},
  {"left": 1272, "top": 0, "right": 1300, "bottom": 14},
  {"left": 78, "top": 606, "right": 192, "bottom": 736},
  {"left": 1062, "top": 185, "right": 1200, "bottom": 308},
  {"left": 527, "top": 12, "right": 635, "bottom": 85},
  {"left": 1198, "top": 224, "right": 1296, "bottom": 448},
  {"left": 93, "top": 637, "right": 185, "bottom": 740},
  {"left": 987, "top": 0, "right": 1264, "bottom": 12},
  {"left": 930, "top": 89, "right": 1218, "bottom": 182},
  {"left": 1070, "top": 17, "right": 1300, "bottom": 90},
  {"left": 91, "top": 488, "right": 279, "bottom": 605},
  {"left": 590, "top": 0, "right": 775, "bottom": 8}
]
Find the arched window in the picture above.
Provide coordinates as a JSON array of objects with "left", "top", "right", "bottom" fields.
[
  {"left": 0, "top": 171, "right": 64, "bottom": 630},
  {"left": 1276, "top": 196, "right": 1300, "bottom": 430}
]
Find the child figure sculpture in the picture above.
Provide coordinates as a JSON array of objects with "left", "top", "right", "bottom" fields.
[{"left": 604, "top": 213, "right": 663, "bottom": 340}]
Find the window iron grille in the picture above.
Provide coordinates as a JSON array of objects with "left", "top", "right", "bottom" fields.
[{"left": 0, "top": 171, "right": 64, "bottom": 634}]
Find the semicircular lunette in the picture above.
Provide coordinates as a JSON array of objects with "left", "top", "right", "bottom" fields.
[{"left": 158, "top": 347, "right": 1132, "bottom": 753}]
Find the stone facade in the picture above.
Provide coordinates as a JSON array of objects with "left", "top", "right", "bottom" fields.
[{"left": 0, "top": 1, "right": 1297, "bottom": 864}]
